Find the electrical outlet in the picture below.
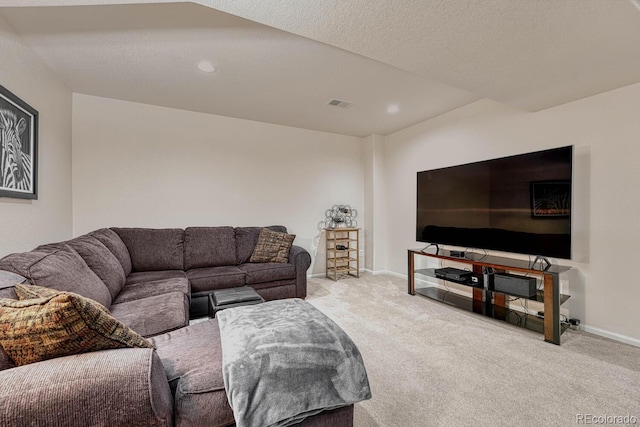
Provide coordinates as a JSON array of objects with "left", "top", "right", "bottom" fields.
[{"left": 359, "top": 250, "right": 364, "bottom": 257}]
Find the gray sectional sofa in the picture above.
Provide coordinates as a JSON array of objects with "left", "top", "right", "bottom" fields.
[{"left": 0, "top": 226, "right": 359, "bottom": 427}]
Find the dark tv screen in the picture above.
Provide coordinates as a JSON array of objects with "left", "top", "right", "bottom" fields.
[{"left": 416, "top": 146, "right": 572, "bottom": 259}]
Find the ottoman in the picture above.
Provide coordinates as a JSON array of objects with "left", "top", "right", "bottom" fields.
[
  {"left": 150, "top": 319, "right": 356, "bottom": 427},
  {"left": 208, "top": 286, "right": 264, "bottom": 318}
]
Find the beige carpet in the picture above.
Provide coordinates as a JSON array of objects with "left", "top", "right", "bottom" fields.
[{"left": 306, "top": 273, "right": 640, "bottom": 427}]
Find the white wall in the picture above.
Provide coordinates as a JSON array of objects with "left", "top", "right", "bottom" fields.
[
  {"left": 383, "top": 83, "right": 640, "bottom": 345},
  {"left": 0, "top": 16, "right": 72, "bottom": 257},
  {"left": 72, "top": 94, "right": 364, "bottom": 274},
  {"left": 363, "top": 134, "right": 386, "bottom": 272}
]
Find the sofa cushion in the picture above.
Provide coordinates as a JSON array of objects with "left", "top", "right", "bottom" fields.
[
  {"left": 0, "top": 248, "right": 113, "bottom": 308},
  {"left": 235, "top": 226, "right": 287, "bottom": 265},
  {"left": 90, "top": 228, "right": 133, "bottom": 276},
  {"left": 125, "top": 270, "right": 187, "bottom": 286},
  {"left": 67, "top": 236, "right": 126, "bottom": 299},
  {"left": 113, "top": 278, "right": 190, "bottom": 304},
  {"left": 0, "top": 270, "right": 26, "bottom": 288},
  {"left": 250, "top": 228, "right": 295, "bottom": 263},
  {"left": 34, "top": 241, "right": 70, "bottom": 252},
  {"left": 0, "top": 290, "right": 152, "bottom": 366},
  {"left": 0, "top": 287, "right": 17, "bottom": 300},
  {"left": 186, "top": 266, "right": 246, "bottom": 293},
  {"left": 238, "top": 263, "right": 296, "bottom": 285},
  {"left": 150, "top": 319, "right": 234, "bottom": 427},
  {"left": 110, "top": 292, "right": 189, "bottom": 337},
  {"left": 113, "top": 228, "right": 185, "bottom": 272},
  {"left": 184, "top": 226, "right": 236, "bottom": 269}
]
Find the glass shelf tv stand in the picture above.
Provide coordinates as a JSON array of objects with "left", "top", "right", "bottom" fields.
[{"left": 408, "top": 248, "right": 571, "bottom": 345}]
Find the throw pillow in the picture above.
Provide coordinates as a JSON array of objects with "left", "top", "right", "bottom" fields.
[
  {"left": 250, "top": 228, "right": 295, "bottom": 263},
  {"left": 0, "top": 289, "right": 152, "bottom": 366},
  {"left": 14, "top": 283, "right": 111, "bottom": 315},
  {"left": 14, "top": 283, "right": 60, "bottom": 299}
]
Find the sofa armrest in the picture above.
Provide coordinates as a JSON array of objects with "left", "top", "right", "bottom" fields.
[
  {"left": 288, "top": 245, "right": 312, "bottom": 299},
  {"left": 0, "top": 348, "right": 173, "bottom": 427}
]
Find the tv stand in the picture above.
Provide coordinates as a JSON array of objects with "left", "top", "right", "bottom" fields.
[{"left": 408, "top": 249, "right": 571, "bottom": 345}]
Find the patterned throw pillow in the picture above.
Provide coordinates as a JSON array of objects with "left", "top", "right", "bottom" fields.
[
  {"left": 14, "top": 283, "right": 61, "bottom": 300},
  {"left": 0, "top": 287, "right": 152, "bottom": 366},
  {"left": 14, "top": 283, "right": 111, "bottom": 315},
  {"left": 250, "top": 228, "right": 296, "bottom": 263}
]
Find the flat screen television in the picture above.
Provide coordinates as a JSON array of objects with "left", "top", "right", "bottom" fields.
[{"left": 416, "top": 146, "right": 573, "bottom": 259}]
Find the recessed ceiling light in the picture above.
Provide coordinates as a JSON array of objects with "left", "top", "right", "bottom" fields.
[
  {"left": 387, "top": 104, "right": 399, "bottom": 114},
  {"left": 196, "top": 60, "right": 216, "bottom": 73}
]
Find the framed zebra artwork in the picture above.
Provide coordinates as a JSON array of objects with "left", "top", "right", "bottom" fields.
[
  {"left": 0, "top": 85, "right": 38, "bottom": 200},
  {"left": 531, "top": 180, "right": 571, "bottom": 218}
]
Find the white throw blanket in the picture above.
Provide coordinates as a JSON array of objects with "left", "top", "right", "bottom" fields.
[{"left": 217, "top": 299, "right": 371, "bottom": 427}]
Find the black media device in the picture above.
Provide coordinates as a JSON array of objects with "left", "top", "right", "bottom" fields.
[
  {"left": 416, "top": 146, "right": 573, "bottom": 259},
  {"left": 434, "top": 267, "right": 472, "bottom": 282},
  {"left": 493, "top": 273, "right": 537, "bottom": 298},
  {"left": 449, "top": 250, "right": 466, "bottom": 258}
]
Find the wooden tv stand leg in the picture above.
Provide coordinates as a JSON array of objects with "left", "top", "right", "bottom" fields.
[
  {"left": 543, "top": 273, "right": 560, "bottom": 345},
  {"left": 408, "top": 250, "right": 415, "bottom": 295}
]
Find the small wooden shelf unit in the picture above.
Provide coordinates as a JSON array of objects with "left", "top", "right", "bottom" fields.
[
  {"left": 408, "top": 248, "right": 571, "bottom": 345},
  {"left": 325, "top": 228, "right": 360, "bottom": 281}
]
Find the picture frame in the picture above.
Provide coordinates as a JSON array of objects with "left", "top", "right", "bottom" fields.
[
  {"left": 531, "top": 180, "right": 570, "bottom": 218},
  {"left": 0, "top": 85, "right": 38, "bottom": 199}
]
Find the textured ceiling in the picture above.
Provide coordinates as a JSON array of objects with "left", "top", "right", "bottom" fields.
[
  {"left": 1, "top": 0, "right": 639, "bottom": 136},
  {"left": 202, "top": 0, "right": 640, "bottom": 111},
  {"left": 0, "top": 2, "right": 477, "bottom": 136}
]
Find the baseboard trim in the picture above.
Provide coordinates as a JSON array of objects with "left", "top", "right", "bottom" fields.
[
  {"left": 308, "top": 267, "right": 369, "bottom": 279},
  {"left": 581, "top": 325, "right": 640, "bottom": 348},
  {"left": 310, "top": 269, "right": 406, "bottom": 278},
  {"left": 371, "top": 269, "right": 405, "bottom": 278}
]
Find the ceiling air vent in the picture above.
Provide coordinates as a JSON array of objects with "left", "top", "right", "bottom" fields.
[{"left": 327, "top": 98, "right": 353, "bottom": 108}]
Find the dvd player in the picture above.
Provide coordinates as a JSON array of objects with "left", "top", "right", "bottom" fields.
[{"left": 434, "top": 267, "right": 472, "bottom": 282}]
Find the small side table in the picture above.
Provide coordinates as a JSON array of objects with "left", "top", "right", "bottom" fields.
[
  {"left": 325, "top": 228, "right": 360, "bottom": 281},
  {"left": 208, "top": 286, "right": 265, "bottom": 318}
]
